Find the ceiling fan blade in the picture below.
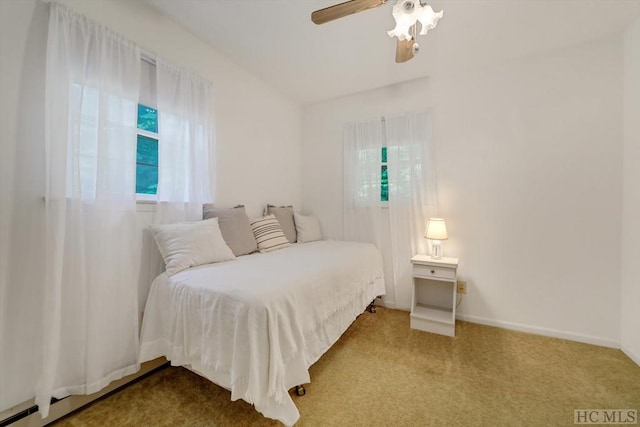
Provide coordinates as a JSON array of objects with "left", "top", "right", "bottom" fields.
[
  {"left": 395, "top": 25, "right": 416, "bottom": 63},
  {"left": 312, "top": 0, "right": 386, "bottom": 25}
]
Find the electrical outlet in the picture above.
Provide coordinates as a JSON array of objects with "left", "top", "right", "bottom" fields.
[{"left": 457, "top": 280, "right": 467, "bottom": 294}]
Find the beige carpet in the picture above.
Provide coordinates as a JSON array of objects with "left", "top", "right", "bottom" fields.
[{"left": 52, "top": 307, "right": 640, "bottom": 426}]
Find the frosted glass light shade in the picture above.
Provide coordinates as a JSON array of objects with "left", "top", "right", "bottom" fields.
[
  {"left": 425, "top": 218, "right": 448, "bottom": 240},
  {"left": 387, "top": 0, "right": 443, "bottom": 41},
  {"left": 418, "top": 5, "right": 443, "bottom": 35}
]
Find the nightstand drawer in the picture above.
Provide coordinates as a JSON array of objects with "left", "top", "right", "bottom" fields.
[{"left": 412, "top": 264, "right": 456, "bottom": 280}]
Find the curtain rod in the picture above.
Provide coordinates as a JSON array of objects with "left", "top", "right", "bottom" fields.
[
  {"left": 41, "top": 0, "right": 158, "bottom": 65},
  {"left": 141, "top": 51, "right": 157, "bottom": 66}
]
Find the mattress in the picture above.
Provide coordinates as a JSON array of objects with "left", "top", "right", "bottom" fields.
[{"left": 139, "top": 240, "right": 385, "bottom": 425}]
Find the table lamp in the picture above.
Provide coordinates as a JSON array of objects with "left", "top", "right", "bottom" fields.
[{"left": 425, "top": 218, "right": 448, "bottom": 259}]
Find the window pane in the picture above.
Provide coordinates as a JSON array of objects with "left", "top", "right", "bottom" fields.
[
  {"left": 137, "top": 104, "right": 158, "bottom": 133},
  {"left": 137, "top": 135, "right": 158, "bottom": 165},
  {"left": 139, "top": 60, "right": 157, "bottom": 108},
  {"left": 136, "top": 164, "right": 158, "bottom": 194},
  {"left": 136, "top": 134, "right": 158, "bottom": 194},
  {"left": 381, "top": 146, "right": 387, "bottom": 163},
  {"left": 381, "top": 165, "right": 388, "bottom": 202}
]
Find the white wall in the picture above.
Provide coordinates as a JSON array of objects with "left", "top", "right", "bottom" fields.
[
  {"left": 302, "top": 37, "right": 624, "bottom": 347},
  {"left": 0, "top": 0, "right": 301, "bottom": 413},
  {"left": 621, "top": 18, "right": 640, "bottom": 365}
]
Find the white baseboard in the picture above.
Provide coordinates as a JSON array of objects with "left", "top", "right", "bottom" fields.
[
  {"left": 621, "top": 345, "right": 640, "bottom": 367},
  {"left": 375, "top": 298, "right": 395, "bottom": 309},
  {"left": 456, "top": 313, "right": 620, "bottom": 349},
  {"left": 3, "top": 357, "right": 167, "bottom": 427}
]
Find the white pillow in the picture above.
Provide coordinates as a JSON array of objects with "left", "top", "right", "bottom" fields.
[
  {"left": 250, "top": 214, "right": 290, "bottom": 253},
  {"left": 294, "top": 213, "right": 323, "bottom": 243},
  {"left": 149, "top": 218, "right": 235, "bottom": 276}
]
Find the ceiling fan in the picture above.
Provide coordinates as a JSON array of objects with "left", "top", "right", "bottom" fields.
[{"left": 311, "top": 0, "right": 443, "bottom": 63}]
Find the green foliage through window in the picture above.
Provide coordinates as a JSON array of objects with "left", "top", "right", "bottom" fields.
[
  {"left": 136, "top": 103, "right": 159, "bottom": 195},
  {"left": 136, "top": 135, "right": 158, "bottom": 195},
  {"left": 381, "top": 164, "right": 388, "bottom": 202},
  {"left": 137, "top": 104, "right": 158, "bottom": 133},
  {"left": 381, "top": 147, "right": 388, "bottom": 202}
]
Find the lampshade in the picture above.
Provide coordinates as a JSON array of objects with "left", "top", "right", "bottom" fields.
[{"left": 425, "top": 218, "right": 448, "bottom": 240}]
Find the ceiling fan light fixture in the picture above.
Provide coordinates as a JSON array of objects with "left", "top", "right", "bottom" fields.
[
  {"left": 387, "top": 0, "right": 442, "bottom": 42},
  {"left": 310, "top": 0, "right": 441, "bottom": 63}
]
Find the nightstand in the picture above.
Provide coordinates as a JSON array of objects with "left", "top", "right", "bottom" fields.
[{"left": 410, "top": 255, "right": 459, "bottom": 337}]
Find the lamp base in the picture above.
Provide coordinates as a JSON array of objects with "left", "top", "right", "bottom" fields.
[{"left": 430, "top": 240, "right": 443, "bottom": 259}]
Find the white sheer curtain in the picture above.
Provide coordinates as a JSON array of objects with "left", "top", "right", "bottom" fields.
[
  {"left": 343, "top": 119, "right": 385, "bottom": 247},
  {"left": 386, "top": 111, "right": 438, "bottom": 309},
  {"left": 37, "top": 3, "right": 141, "bottom": 417},
  {"left": 154, "top": 58, "right": 215, "bottom": 224}
]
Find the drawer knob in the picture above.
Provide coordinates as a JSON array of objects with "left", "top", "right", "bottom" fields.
[{"left": 430, "top": 269, "right": 435, "bottom": 274}]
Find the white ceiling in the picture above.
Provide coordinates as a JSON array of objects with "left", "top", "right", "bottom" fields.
[{"left": 145, "top": 0, "right": 640, "bottom": 105}]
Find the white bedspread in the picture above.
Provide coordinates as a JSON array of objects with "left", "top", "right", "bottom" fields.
[{"left": 139, "top": 240, "right": 385, "bottom": 426}]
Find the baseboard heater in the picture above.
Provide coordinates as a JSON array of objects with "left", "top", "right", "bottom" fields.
[{"left": 0, "top": 358, "right": 168, "bottom": 427}]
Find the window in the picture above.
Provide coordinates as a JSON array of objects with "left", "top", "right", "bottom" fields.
[
  {"left": 136, "top": 58, "right": 158, "bottom": 198},
  {"left": 381, "top": 146, "right": 388, "bottom": 202},
  {"left": 136, "top": 104, "right": 158, "bottom": 195}
]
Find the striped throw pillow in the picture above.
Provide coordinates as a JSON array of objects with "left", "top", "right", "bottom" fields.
[{"left": 250, "top": 214, "right": 291, "bottom": 253}]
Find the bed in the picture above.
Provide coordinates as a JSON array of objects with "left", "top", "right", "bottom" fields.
[{"left": 138, "top": 240, "right": 385, "bottom": 426}]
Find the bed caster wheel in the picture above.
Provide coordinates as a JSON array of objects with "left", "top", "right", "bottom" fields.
[
  {"left": 367, "top": 301, "right": 376, "bottom": 313},
  {"left": 295, "top": 385, "right": 306, "bottom": 396}
]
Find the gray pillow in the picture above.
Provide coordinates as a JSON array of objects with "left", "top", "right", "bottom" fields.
[
  {"left": 202, "top": 205, "right": 257, "bottom": 256},
  {"left": 266, "top": 204, "right": 297, "bottom": 243}
]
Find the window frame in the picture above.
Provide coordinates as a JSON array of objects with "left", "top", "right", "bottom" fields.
[
  {"left": 381, "top": 146, "right": 389, "bottom": 204},
  {"left": 135, "top": 105, "right": 159, "bottom": 201},
  {"left": 135, "top": 55, "right": 159, "bottom": 202}
]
